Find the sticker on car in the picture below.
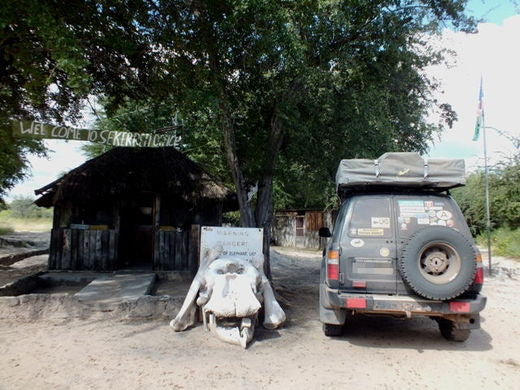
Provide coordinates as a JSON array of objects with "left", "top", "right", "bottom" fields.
[
  {"left": 357, "top": 228, "right": 385, "bottom": 236},
  {"left": 371, "top": 217, "right": 390, "bottom": 229},
  {"left": 350, "top": 238, "right": 365, "bottom": 247}
]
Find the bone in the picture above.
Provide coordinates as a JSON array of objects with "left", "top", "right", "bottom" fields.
[
  {"left": 171, "top": 248, "right": 285, "bottom": 348},
  {"left": 261, "top": 276, "right": 287, "bottom": 329},
  {"left": 251, "top": 254, "right": 286, "bottom": 330},
  {"left": 203, "top": 265, "right": 261, "bottom": 318},
  {"left": 207, "top": 315, "right": 255, "bottom": 349},
  {"left": 170, "top": 246, "right": 222, "bottom": 331}
]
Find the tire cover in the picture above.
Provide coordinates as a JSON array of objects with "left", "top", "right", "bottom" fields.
[{"left": 398, "top": 226, "right": 476, "bottom": 300}]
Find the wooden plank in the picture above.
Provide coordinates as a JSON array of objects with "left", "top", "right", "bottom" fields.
[
  {"left": 108, "top": 230, "right": 116, "bottom": 270},
  {"left": 48, "top": 229, "right": 57, "bottom": 270},
  {"left": 153, "top": 231, "right": 159, "bottom": 270},
  {"left": 61, "top": 229, "right": 72, "bottom": 269},
  {"left": 159, "top": 231, "right": 166, "bottom": 271},
  {"left": 70, "top": 229, "right": 77, "bottom": 270},
  {"left": 83, "top": 230, "right": 91, "bottom": 270},
  {"left": 89, "top": 230, "right": 97, "bottom": 269},
  {"left": 101, "top": 230, "right": 109, "bottom": 270},
  {"left": 95, "top": 230, "right": 102, "bottom": 270},
  {"left": 188, "top": 225, "right": 200, "bottom": 274},
  {"left": 182, "top": 230, "right": 189, "bottom": 270},
  {"left": 154, "top": 195, "right": 161, "bottom": 270},
  {"left": 77, "top": 229, "right": 84, "bottom": 269},
  {"left": 174, "top": 231, "right": 183, "bottom": 270},
  {"left": 55, "top": 228, "right": 63, "bottom": 270},
  {"left": 164, "top": 231, "right": 170, "bottom": 271},
  {"left": 167, "top": 231, "right": 172, "bottom": 270}
]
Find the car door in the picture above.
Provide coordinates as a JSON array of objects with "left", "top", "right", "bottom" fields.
[{"left": 339, "top": 195, "right": 398, "bottom": 294}]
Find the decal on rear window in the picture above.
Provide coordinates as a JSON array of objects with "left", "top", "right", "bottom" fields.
[
  {"left": 371, "top": 217, "right": 390, "bottom": 229},
  {"left": 357, "top": 228, "right": 385, "bottom": 236},
  {"left": 348, "top": 198, "right": 392, "bottom": 238},
  {"left": 397, "top": 198, "right": 458, "bottom": 235}
]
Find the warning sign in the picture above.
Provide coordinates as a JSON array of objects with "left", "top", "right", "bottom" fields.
[{"left": 200, "top": 226, "right": 263, "bottom": 263}]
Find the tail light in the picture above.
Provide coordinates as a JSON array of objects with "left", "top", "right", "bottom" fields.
[
  {"left": 327, "top": 249, "right": 339, "bottom": 281},
  {"left": 474, "top": 267, "right": 484, "bottom": 284},
  {"left": 474, "top": 250, "right": 484, "bottom": 284}
]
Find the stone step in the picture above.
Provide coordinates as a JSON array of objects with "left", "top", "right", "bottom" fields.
[{"left": 74, "top": 273, "right": 156, "bottom": 307}]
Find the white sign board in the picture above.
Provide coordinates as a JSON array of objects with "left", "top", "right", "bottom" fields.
[{"left": 200, "top": 226, "right": 263, "bottom": 263}]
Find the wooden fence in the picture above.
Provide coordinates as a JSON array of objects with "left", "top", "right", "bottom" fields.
[
  {"left": 154, "top": 230, "right": 189, "bottom": 271},
  {"left": 49, "top": 225, "right": 200, "bottom": 272},
  {"left": 49, "top": 228, "right": 117, "bottom": 270}
]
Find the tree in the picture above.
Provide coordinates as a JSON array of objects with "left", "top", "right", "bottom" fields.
[
  {"left": 0, "top": 0, "right": 161, "bottom": 199},
  {"left": 2, "top": 1, "right": 476, "bottom": 273},
  {"left": 8, "top": 195, "right": 52, "bottom": 218},
  {"left": 453, "top": 133, "right": 520, "bottom": 234}
]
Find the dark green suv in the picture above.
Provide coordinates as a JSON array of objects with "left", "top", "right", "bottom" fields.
[{"left": 319, "top": 153, "right": 486, "bottom": 342}]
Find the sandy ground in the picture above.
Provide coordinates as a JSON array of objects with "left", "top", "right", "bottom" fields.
[{"left": 1, "top": 249, "right": 519, "bottom": 390}]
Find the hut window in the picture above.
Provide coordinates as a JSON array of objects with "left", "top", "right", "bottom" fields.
[
  {"left": 70, "top": 204, "right": 113, "bottom": 227},
  {"left": 296, "top": 216, "right": 304, "bottom": 237}
]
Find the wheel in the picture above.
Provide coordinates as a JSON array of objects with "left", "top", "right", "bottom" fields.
[
  {"left": 438, "top": 319, "right": 470, "bottom": 342},
  {"left": 399, "top": 226, "right": 476, "bottom": 300},
  {"left": 323, "top": 323, "right": 343, "bottom": 337}
]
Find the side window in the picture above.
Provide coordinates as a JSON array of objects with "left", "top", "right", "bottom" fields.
[
  {"left": 396, "top": 198, "right": 460, "bottom": 237},
  {"left": 348, "top": 198, "right": 392, "bottom": 238}
]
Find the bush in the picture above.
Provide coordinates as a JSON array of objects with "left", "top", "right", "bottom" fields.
[
  {"left": 478, "top": 228, "right": 520, "bottom": 259},
  {"left": 0, "top": 226, "right": 14, "bottom": 235},
  {"left": 8, "top": 196, "right": 52, "bottom": 219}
]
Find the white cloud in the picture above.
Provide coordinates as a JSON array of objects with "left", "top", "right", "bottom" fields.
[
  {"left": 427, "top": 15, "right": 520, "bottom": 171},
  {"left": 6, "top": 140, "right": 88, "bottom": 201}
]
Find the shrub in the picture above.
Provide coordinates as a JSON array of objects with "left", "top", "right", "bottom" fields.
[
  {"left": 8, "top": 196, "right": 52, "bottom": 219},
  {"left": 478, "top": 228, "right": 520, "bottom": 259}
]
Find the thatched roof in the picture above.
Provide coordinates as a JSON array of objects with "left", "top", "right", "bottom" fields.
[{"left": 35, "top": 147, "right": 236, "bottom": 208}]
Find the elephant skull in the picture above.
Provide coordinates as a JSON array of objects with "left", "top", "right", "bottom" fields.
[{"left": 170, "top": 247, "right": 286, "bottom": 348}]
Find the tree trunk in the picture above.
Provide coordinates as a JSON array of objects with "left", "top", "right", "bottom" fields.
[
  {"left": 254, "top": 110, "right": 285, "bottom": 278},
  {"left": 256, "top": 175, "right": 274, "bottom": 279},
  {"left": 220, "top": 98, "right": 286, "bottom": 278},
  {"left": 219, "top": 97, "right": 256, "bottom": 227}
]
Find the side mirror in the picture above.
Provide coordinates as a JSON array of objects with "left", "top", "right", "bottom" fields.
[{"left": 318, "top": 227, "right": 332, "bottom": 238}]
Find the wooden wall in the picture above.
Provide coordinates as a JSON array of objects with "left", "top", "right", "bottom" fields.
[
  {"left": 49, "top": 225, "right": 201, "bottom": 272},
  {"left": 154, "top": 230, "right": 189, "bottom": 271},
  {"left": 49, "top": 228, "right": 117, "bottom": 270}
]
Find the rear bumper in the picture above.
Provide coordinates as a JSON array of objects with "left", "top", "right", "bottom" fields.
[{"left": 321, "top": 285, "right": 487, "bottom": 316}]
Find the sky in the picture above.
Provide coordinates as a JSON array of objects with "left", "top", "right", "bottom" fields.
[
  {"left": 5, "top": 0, "right": 520, "bottom": 201},
  {"left": 427, "top": 0, "right": 520, "bottom": 169}
]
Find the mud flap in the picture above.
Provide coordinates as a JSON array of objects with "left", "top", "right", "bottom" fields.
[{"left": 320, "top": 305, "right": 346, "bottom": 325}]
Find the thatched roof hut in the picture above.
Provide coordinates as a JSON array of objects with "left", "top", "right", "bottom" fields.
[
  {"left": 36, "top": 147, "right": 236, "bottom": 272},
  {"left": 35, "top": 147, "right": 234, "bottom": 208}
]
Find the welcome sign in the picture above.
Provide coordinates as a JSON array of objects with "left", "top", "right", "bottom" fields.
[{"left": 12, "top": 120, "right": 180, "bottom": 147}]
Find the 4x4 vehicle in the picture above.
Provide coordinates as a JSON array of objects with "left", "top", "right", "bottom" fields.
[{"left": 319, "top": 153, "right": 486, "bottom": 342}]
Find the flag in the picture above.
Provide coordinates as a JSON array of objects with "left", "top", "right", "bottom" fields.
[{"left": 473, "top": 77, "right": 484, "bottom": 141}]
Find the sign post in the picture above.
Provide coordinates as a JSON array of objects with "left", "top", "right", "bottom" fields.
[
  {"left": 200, "top": 226, "right": 263, "bottom": 264},
  {"left": 12, "top": 120, "right": 179, "bottom": 148}
]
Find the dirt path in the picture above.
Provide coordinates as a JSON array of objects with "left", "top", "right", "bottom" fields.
[{"left": 1, "top": 250, "right": 519, "bottom": 389}]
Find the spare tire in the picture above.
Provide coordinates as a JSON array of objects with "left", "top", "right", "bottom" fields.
[{"left": 398, "top": 226, "right": 476, "bottom": 300}]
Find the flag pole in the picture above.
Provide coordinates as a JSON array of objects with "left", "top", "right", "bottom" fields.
[{"left": 482, "top": 106, "right": 492, "bottom": 276}]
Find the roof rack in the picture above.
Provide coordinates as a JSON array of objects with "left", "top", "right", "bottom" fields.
[{"left": 335, "top": 152, "right": 465, "bottom": 193}]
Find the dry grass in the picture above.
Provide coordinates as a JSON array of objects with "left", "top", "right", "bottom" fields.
[{"left": 0, "top": 216, "right": 51, "bottom": 233}]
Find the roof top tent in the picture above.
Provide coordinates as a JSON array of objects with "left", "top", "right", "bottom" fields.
[
  {"left": 35, "top": 147, "right": 237, "bottom": 272},
  {"left": 335, "top": 152, "right": 465, "bottom": 197}
]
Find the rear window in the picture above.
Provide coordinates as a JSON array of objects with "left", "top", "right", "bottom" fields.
[
  {"left": 348, "top": 198, "right": 392, "bottom": 238},
  {"left": 396, "top": 197, "right": 461, "bottom": 237}
]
